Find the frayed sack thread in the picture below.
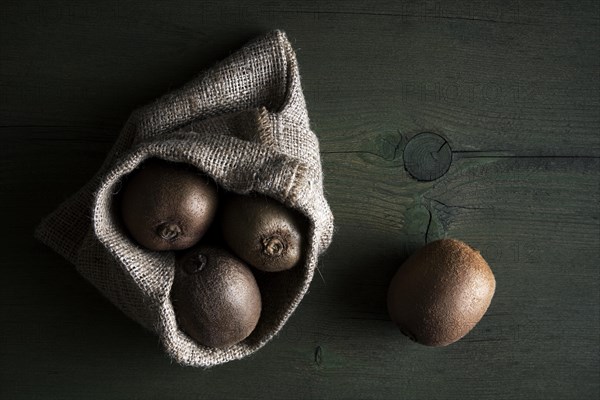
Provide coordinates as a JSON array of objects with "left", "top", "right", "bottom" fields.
[{"left": 34, "top": 30, "right": 334, "bottom": 367}]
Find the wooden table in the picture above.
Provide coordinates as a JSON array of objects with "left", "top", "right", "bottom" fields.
[{"left": 2, "top": 1, "right": 598, "bottom": 398}]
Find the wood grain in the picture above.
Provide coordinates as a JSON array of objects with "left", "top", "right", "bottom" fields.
[{"left": 1, "top": 1, "right": 598, "bottom": 399}]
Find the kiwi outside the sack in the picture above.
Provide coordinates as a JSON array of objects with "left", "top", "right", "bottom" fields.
[
  {"left": 220, "top": 194, "right": 306, "bottom": 272},
  {"left": 119, "top": 158, "right": 218, "bottom": 251},
  {"left": 171, "top": 246, "right": 262, "bottom": 348},
  {"left": 387, "top": 239, "right": 496, "bottom": 346}
]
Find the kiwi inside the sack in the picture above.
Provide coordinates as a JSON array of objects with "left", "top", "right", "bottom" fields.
[
  {"left": 220, "top": 194, "right": 306, "bottom": 272},
  {"left": 119, "top": 158, "right": 218, "bottom": 251},
  {"left": 171, "top": 245, "right": 262, "bottom": 348}
]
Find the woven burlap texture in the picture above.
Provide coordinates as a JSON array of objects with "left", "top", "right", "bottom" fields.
[{"left": 34, "top": 30, "right": 334, "bottom": 367}]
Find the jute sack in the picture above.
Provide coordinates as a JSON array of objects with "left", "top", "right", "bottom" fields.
[{"left": 34, "top": 30, "right": 334, "bottom": 367}]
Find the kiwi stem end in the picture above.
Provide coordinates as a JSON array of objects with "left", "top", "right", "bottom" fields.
[
  {"left": 156, "top": 222, "right": 182, "bottom": 241},
  {"left": 184, "top": 254, "right": 207, "bottom": 274},
  {"left": 262, "top": 235, "right": 286, "bottom": 257}
]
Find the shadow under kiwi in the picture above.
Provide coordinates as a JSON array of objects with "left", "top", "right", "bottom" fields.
[{"left": 317, "top": 228, "right": 423, "bottom": 330}]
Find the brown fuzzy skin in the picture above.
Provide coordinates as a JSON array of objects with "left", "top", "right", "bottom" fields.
[
  {"left": 119, "top": 158, "right": 218, "bottom": 251},
  {"left": 171, "top": 246, "right": 262, "bottom": 348},
  {"left": 387, "top": 239, "right": 496, "bottom": 346},
  {"left": 220, "top": 194, "right": 306, "bottom": 272}
]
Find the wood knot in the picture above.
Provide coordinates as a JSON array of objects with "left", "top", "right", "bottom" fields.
[
  {"left": 314, "top": 346, "right": 323, "bottom": 366},
  {"left": 403, "top": 132, "right": 452, "bottom": 181}
]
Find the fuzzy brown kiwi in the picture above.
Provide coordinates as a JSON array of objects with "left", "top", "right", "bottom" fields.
[
  {"left": 387, "top": 239, "right": 496, "bottom": 346},
  {"left": 119, "top": 158, "right": 218, "bottom": 251},
  {"left": 220, "top": 194, "right": 306, "bottom": 272},
  {"left": 171, "top": 245, "right": 262, "bottom": 348}
]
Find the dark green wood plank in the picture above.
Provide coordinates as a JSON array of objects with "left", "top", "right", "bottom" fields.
[{"left": 1, "top": 1, "right": 598, "bottom": 154}]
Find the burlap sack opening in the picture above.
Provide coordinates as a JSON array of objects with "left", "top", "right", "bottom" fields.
[{"left": 35, "top": 30, "right": 334, "bottom": 367}]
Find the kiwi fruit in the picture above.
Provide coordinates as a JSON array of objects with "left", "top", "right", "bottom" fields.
[
  {"left": 171, "top": 245, "right": 262, "bottom": 348},
  {"left": 220, "top": 194, "right": 306, "bottom": 272},
  {"left": 387, "top": 238, "right": 496, "bottom": 346},
  {"left": 119, "top": 158, "right": 218, "bottom": 251}
]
